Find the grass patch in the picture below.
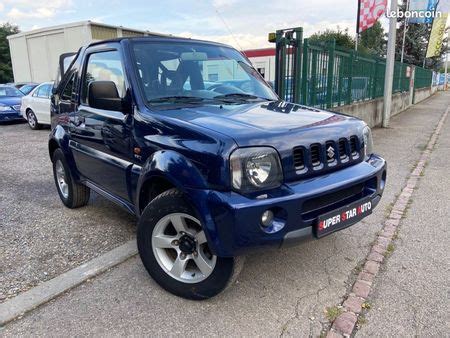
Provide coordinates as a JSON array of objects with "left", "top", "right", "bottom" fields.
[
  {"left": 357, "top": 314, "right": 367, "bottom": 326},
  {"left": 385, "top": 243, "right": 395, "bottom": 257},
  {"left": 362, "top": 301, "right": 372, "bottom": 310},
  {"left": 325, "top": 306, "right": 343, "bottom": 322}
]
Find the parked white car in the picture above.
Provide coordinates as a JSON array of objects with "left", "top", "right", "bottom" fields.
[{"left": 21, "top": 82, "right": 53, "bottom": 130}]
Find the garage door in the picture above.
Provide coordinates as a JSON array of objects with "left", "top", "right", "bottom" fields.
[{"left": 27, "top": 32, "right": 66, "bottom": 82}]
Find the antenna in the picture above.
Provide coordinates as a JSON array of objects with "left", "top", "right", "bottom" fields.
[{"left": 212, "top": 6, "right": 243, "bottom": 50}]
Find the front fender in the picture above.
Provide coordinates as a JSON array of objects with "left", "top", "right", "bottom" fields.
[
  {"left": 135, "top": 150, "right": 209, "bottom": 213},
  {"left": 49, "top": 125, "right": 80, "bottom": 181}
]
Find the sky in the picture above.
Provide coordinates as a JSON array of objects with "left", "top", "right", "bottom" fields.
[{"left": 0, "top": 0, "right": 393, "bottom": 50}]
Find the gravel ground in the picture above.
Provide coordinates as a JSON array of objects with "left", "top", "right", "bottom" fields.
[{"left": 0, "top": 122, "right": 136, "bottom": 302}]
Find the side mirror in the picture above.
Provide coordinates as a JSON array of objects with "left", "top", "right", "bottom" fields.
[{"left": 88, "top": 81, "right": 129, "bottom": 113}]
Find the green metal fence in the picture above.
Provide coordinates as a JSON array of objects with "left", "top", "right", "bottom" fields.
[
  {"left": 414, "top": 66, "right": 433, "bottom": 89},
  {"left": 273, "top": 28, "right": 434, "bottom": 108}
]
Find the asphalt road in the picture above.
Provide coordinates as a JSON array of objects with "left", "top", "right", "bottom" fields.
[
  {"left": 1, "top": 92, "right": 448, "bottom": 336},
  {"left": 0, "top": 123, "right": 135, "bottom": 302}
]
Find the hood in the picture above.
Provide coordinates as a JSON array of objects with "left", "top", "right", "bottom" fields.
[
  {"left": 0, "top": 97, "right": 22, "bottom": 107},
  {"left": 155, "top": 101, "right": 365, "bottom": 147}
]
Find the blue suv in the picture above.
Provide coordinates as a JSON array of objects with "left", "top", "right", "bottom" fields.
[{"left": 49, "top": 36, "right": 386, "bottom": 299}]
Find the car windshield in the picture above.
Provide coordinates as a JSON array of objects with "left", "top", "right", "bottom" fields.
[
  {"left": 0, "top": 86, "right": 24, "bottom": 97},
  {"left": 132, "top": 40, "right": 278, "bottom": 106},
  {"left": 19, "top": 84, "right": 37, "bottom": 95}
]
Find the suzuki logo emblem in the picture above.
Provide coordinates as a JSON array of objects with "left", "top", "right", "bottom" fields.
[{"left": 327, "top": 146, "right": 335, "bottom": 159}]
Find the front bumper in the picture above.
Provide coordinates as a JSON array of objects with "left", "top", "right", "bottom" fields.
[
  {"left": 188, "top": 154, "right": 386, "bottom": 257},
  {"left": 0, "top": 110, "right": 24, "bottom": 122}
]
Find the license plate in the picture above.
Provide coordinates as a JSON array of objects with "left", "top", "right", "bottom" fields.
[{"left": 316, "top": 197, "right": 373, "bottom": 238}]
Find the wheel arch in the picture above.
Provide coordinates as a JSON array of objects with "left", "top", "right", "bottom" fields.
[{"left": 136, "top": 150, "right": 209, "bottom": 215}]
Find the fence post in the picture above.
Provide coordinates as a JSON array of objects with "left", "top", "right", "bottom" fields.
[
  {"left": 293, "top": 27, "right": 303, "bottom": 104},
  {"left": 301, "top": 38, "right": 309, "bottom": 105},
  {"left": 372, "top": 58, "right": 378, "bottom": 99},
  {"left": 347, "top": 50, "right": 355, "bottom": 105},
  {"left": 326, "top": 39, "right": 336, "bottom": 108},
  {"left": 310, "top": 49, "right": 318, "bottom": 106},
  {"left": 275, "top": 30, "right": 286, "bottom": 100},
  {"left": 337, "top": 54, "right": 344, "bottom": 106}
]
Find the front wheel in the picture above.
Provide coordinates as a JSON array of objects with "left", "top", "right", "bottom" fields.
[
  {"left": 26, "top": 109, "right": 41, "bottom": 130},
  {"left": 52, "top": 149, "right": 90, "bottom": 208},
  {"left": 137, "top": 188, "right": 243, "bottom": 300}
]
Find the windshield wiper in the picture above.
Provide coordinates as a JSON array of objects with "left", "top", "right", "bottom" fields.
[
  {"left": 213, "top": 93, "right": 271, "bottom": 101},
  {"left": 148, "top": 96, "right": 207, "bottom": 104}
]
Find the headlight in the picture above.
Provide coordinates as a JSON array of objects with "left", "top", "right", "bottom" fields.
[
  {"left": 363, "top": 126, "right": 374, "bottom": 160},
  {"left": 230, "top": 147, "right": 283, "bottom": 192},
  {"left": 0, "top": 105, "right": 11, "bottom": 111}
]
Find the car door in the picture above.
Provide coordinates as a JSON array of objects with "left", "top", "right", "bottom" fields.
[
  {"left": 32, "top": 84, "right": 51, "bottom": 123},
  {"left": 69, "top": 45, "right": 133, "bottom": 201},
  {"left": 36, "top": 84, "right": 52, "bottom": 124}
]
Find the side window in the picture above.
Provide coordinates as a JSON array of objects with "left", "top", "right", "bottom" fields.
[
  {"left": 61, "top": 74, "right": 75, "bottom": 101},
  {"left": 46, "top": 84, "right": 53, "bottom": 98},
  {"left": 34, "top": 85, "right": 48, "bottom": 98},
  {"left": 82, "top": 50, "right": 125, "bottom": 105}
]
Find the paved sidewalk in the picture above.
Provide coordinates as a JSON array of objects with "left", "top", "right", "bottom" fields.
[
  {"left": 1, "top": 92, "right": 449, "bottom": 336},
  {"left": 356, "top": 106, "right": 450, "bottom": 336}
]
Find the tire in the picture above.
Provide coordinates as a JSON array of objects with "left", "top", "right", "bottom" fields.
[
  {"left": 26, "top": 109, "right": 41, "bottom": 130},
  {"left": 52, "top": 148, "right": 90, "bottom": 208},
  {"left": 137, "top": 188, "right": 242, "bottom": 300}
]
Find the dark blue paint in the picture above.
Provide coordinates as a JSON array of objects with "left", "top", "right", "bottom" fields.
[
  {"left": 49, "top": 37, "right": 386, "bottom": 257},
  {"left": 0, "top": 93, "right": 23, "bottom": 122}
]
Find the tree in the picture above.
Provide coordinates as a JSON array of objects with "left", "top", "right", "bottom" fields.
[
  {"left": 0, "top": 23, "right": 20, "bottom": 83},
  {"left": 309, "top": 27, "right": 355, "bottom": 49},
  {"left": 359, "top": 22, "right": 387, "bottom": 57}
]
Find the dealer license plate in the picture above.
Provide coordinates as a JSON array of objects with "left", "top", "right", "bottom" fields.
[{"left": 316, "top": 197, "right": 373, "bottom": 238}]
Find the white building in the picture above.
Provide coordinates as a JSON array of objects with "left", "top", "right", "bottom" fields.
[
  {"left": 7, "top": 21, "right": 163, "bottom": 83},
  {"left": 242, "top": 48, "right": 276, "bottom": 82}
]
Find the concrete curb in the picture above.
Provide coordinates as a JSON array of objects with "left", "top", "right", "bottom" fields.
[
  {"left": 327, "top": 106, "right": 449, "bottom": 338},
  {"left": 0, "top": 240, "right": 137, "bottom": 326}
]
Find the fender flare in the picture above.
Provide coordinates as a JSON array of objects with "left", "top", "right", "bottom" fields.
[
  {"left": 48, "top": 125, "right": 80, "bottom": 180},
  {"left": 135, "top": 150, "right": 208, "bottom": 214}
]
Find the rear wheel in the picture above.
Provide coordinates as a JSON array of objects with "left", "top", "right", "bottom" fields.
[
  {"left": 52, "top": 149, "right": 90, "bottom": 208},
  {"left": 137, "top": 188, "right": 242, "bottom": 300},
  {"left": 26, "top": 109, "right": 41, "bottom": 130}
]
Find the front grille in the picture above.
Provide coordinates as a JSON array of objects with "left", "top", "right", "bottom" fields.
[
  {"left": 338, "top": 138, "right": 347, "bottom": 159},
  {"left": 301, "top": 183, "right": 366, "bottom": 220},
  {"left": 310, "top": 144, "right": 321, "bottom": 166},
  {"left": 291, "top": 135, "right": 361, "bottom": 177},
  {"left": 350, "top": 136, "right": 358, "bottom": 155},
  {"left": 293, "top": 147, "right": 305, "bottom": 170}
]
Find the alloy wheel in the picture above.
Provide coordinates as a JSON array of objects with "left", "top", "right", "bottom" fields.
[
  {"left": 151, "top": 213, "right": 216, "bottom": 283},
  {"left": 27, "top": 111, "right": 36, "bottom": 128},
  {"left": 55, "top": 160, "right": 69, "bottom": 199}
]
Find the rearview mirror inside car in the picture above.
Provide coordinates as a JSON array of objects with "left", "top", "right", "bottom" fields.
[{"left": 180, "top": 52, "right": 208, "bottom": 61}]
